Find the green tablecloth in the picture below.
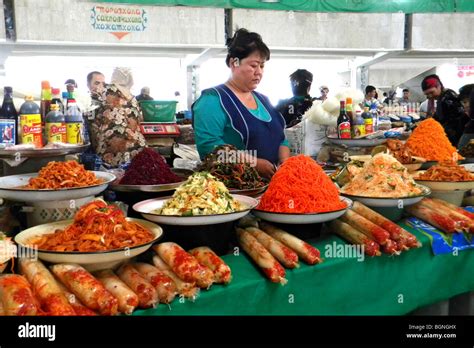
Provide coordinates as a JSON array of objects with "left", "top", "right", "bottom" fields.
[{"left": 133, "top": 221, "right": 474, "bottom": 315}]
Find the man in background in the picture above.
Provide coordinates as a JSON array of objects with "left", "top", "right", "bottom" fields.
[
  {"left": 136, "top": 87, "right": 154, "bottom": 101},
  {"left": 276, "top": 69, "right": 316, "bottom": 127},
  {"left": 399, "top": 88, "right": 412, "bottom": 107},
  {"left": 362, "top": 85, "right": 382, "bottom": 109},
  {"left": 317, "top": 85, "right": 329, "bottom": 101},
  {"left": 87, "top": 71, "right": 105, "bottom": 94}
]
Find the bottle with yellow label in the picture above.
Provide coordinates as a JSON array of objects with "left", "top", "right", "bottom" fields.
[
  {"left": 19, "top": 96, "right": 43, "bottom": 148},
  {"left": 45, "top": 104, "right": 66, "bottom": 144},
  {"left": 65, "top": 99, "right": 84, "bottom": 144}
]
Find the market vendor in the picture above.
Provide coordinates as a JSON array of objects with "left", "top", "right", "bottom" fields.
[
  {"left": 276, "top": 69, "right": 316, "bottom": 127},
  {"left": 192, "top": 28, "right": 290, "bottom": 178},
  {"left": 421, "top": 74, "right": 466, "bottom": 146},
  {"left": 87, "top": 67, "right": 146, "bottom": 168}
]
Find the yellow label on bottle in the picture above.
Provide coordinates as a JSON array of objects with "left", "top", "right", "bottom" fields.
[
  {"left": 46, "top": 122, "right": 67, "bottom": 143},
  {"left": 66, "top": 123, "right": 83, "bottom": 144},
  {"left": 20, "top": 114, "right": 43, "bottom": 148},
  {"left": 353, "top": 124, "right": 366, "bottom": 138}
]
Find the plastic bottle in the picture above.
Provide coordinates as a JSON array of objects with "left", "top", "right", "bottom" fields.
[
  {"left": 337, "top": 100, "right": 351, "bottom": 139},
  {"left": 65, "top": 99, "right": 84, "bottom": 144},
  {"left": 369, "top": 104, "right": 378, "bottom": 132},
  {"left": 352, "top": 110, "right": 366, "bottom": 138},
  {"left": 0, "top": 86, "right": 18, "bottom": 145},
  {"left": 45, "top": 103, "right": 66, "bottom": 144},
  {"left": 19, "top": 96, "right": 43, "bottom": 148},
  {"left": 40, "top": 81, "right": 52, "bottom": 119},
  {"left": 51, "top": 88, "right": 64, "bottom": 114},
  {"left": 62, "top": 92, "right": 69, "bottom": 109},
  {"left": 362, "top": 107, "right": 373, "bottom": 134}
]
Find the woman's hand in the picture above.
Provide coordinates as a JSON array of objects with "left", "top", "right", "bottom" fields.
[{"left": 256, "top": 158, "right": 276, "bottom": 179}]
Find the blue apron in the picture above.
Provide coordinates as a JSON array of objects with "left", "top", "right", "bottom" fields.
[{"left": 204, "top": 84, "right": 285, "bottom": 165}]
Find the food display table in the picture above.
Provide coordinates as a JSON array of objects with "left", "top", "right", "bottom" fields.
[{"left": 133, "top": 222, "right": 474, "bottom": 316}]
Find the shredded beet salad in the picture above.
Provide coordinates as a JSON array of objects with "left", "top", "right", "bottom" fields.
[{"left": 119, "top": 148, "right": 181, "bottom": 185}]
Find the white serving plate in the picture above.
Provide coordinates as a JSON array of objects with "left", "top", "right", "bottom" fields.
[
  {"left": 133, "top": 194, "right": 258, "bottom": 226},
  {"left": 414, "top": 179, "right": 474, "bottom": 191},
  {"left": 340, "top": 186, "right": 431, "bottom": 208},
  {"left": 251, "top": 197, "right": 352, "bottom": 224},
  {"left": 327, "top": 137, "right": 387, "bottom": 147},
  {"left": 0, "top": 171, "right": 116, "bottom": 202},
  {"left": 14, "top": 218, "right": 163, "bottom": 272}
]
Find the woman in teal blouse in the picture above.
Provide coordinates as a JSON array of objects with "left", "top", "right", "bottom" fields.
[{"left": 192, "top": 28, "right": 290, "bottom": 179}]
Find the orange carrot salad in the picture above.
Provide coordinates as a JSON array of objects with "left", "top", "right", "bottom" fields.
[
  {"left": 257, "top": 155, "right": 346, "bottom": 213},
  {"left": 406, "top": 118, "right": 463, "bottom": 162},
  {"left": 26, "top": 161, "right": 102, "bottom": 189},
  {"left": 29, "top": 200, "right": 154, "bottom": 252}
]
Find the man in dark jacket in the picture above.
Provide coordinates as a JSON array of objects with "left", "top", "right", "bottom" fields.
[
  {"left": 276, "top": 69, "right": 315, "bottom": 128},
  {"left": 421, "top": 74, "right": 466, "bottom": 146}
]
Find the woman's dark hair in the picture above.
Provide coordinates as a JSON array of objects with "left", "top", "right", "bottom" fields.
[
  {"left": 365, "top": 85, "right": 376, "bottom": 95},
  {"left": 421, "top": 74, "right": 444, "bottom": 91},
  {"left": 459, "top": 84, "right": 474, "bottom": 101},
  {"left": 459, "top": 84, "right": 474, "bottom": 119},
  {"left": 225, "top": 28, "right": 270, "bottom": 67}
]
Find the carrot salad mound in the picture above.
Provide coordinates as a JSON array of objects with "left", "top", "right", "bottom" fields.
[
  {"left": 406, "top": 118, "right": 463, "bottom": 162},
  {"left": 257, "top": 155, "right": 346, "bottom": 213}
]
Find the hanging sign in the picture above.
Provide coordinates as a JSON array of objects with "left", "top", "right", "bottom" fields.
[
  {"left": 457, "top": 65, "right": 474, "bottom": 79},
  {"left": 90, "top": 5, "right": 148, "bottom": 40}
]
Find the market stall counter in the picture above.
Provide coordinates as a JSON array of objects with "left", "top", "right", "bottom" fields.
[{"left": 133, "top": 222, "right": 474, "bottom": 316}]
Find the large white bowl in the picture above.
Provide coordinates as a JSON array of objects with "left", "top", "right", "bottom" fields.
[
  {"left": 415, "top": 179, "right": 474, "bottom": 191},
  {"left": 0, "top": 171, "right": 116, "bottom": 202},
  {"left": 429, "top": 190, "right": 466, "bottom": 207},
  {"left": 14, "top": 218, "right": 163, "bottom": 271},
  {"left": 341, "top": 186, "right": 431, "bottom": 208},
  {"left": 133, "top": 194, "right": 258, "bottom": 226},
  {"left": 251, "top": 197, "right": 352, "bottom": 224}
]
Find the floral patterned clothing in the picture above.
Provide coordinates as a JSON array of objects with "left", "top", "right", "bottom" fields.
[{"left": 87, "top": 84, "right": 146, "bottom": 167}]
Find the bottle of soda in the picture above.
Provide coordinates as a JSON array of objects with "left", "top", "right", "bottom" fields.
[
  {"left": 51, "top": 88, "right": 64, "bottom": 114},
  {"left": 362, "top": 107, "right": 373, "bottom": 134},
  {"left": 337, "top": 100, "right": 352, "bottom": 139},
  {"left": 45, "top": 104, "right": 66, "bottom": 144},
  {"left": 352, "top": 110, "right": 366, "bottom": 138},
  {"left": 19, "top": 96, "right": 43, "bottom": 148},
  {"left": 65, "top": 99, "right": 84, "bottom": 145},
  {"left": 370, "top": 104, "right": 379, "bottom": 132},
  {"left": 0, "top": 87, "right": 18, "bottom": 145}
]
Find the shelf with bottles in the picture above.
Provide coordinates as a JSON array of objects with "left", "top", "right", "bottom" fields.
[{"left": 0, "top": 83, "right": 88, "bottom": 153}]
